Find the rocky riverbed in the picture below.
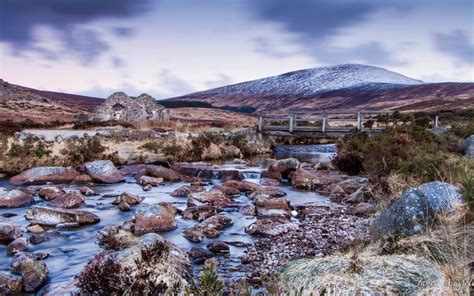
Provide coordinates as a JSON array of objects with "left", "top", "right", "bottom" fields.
[{"left": 0, "top": 144, "right": 379, "bottom": 294}]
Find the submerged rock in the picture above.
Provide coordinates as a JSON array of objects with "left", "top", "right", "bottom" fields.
[
  {"left": 0, "top": 222, "right": 22, "bottom": 244},
  {"left": 207, "top": 241, "right": 230, "bottom": 254},
  {"left": 222, "top": 180, "right": 262, "bottom": 192},
  {"left": 10, "top": 252, "right": 48, "bottom": 292},
  {"left": 188, "top": 191, "right": 236, "bottom": 208},
  {"left": 84, "top": 160, "right": 124, "bottom": 183},
  {"left": 137, "top": 165, "right": 183, "bottom": 182},
  {"left": 245, "top": 217, "right": 298, "bottom": 237},
  {"left": 77, "top": 233, "right": 193, "bottom": 295},
  {"left": 210, "top": 185, "right": 241, "bottom": 196},
  {"left": 79, "top": 186, "right": 95, "bottom": 196},
  {"left": 49, "top": 191, "right": 85, "bottom": 209},
  {"left": 0, "top": 188, "right": 35, "bottom": 208},
  {"left": 133, "top": 204, "right": 177, "bottom": 235},
  {"left": 371, "top": 181, "right": 461, "bottom": 239},
  {"left": 10, "top": 166, "right": 80, "bottom": 185},
  {"left": 25, "top": 206, "right": 100, "bottom": 227},
  {"left": 138, "top": 175, "right": 164, "bottom": 186},
  {"left": 189, "top": 247, "right": 213, "bottom": 264},
  {"left": 255, "top": 197, "right": 291, "bottom": 218}
]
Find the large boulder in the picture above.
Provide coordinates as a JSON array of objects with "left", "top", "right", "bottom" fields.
[
  {"left": 245, "top": 217, "right": 298, "bottom": 237},
  {"left": 463, "top": 135, "right": 474, "bottom": 157},
  {"left": 25, "top": 206, "right": 100, "bottom": 227},
  {"left": 10, "top": 253, "right": 48, "bottom": 292},
  {"left": 133, "top": 204, "right": 177, "bottom": 235},
  {"left": 84, "top": 160, "right": 124, "bottom": 183},
  {"left": 137, "top": 165, "right": 183, "bottom": 182},
  {"left": 77, "top": 233, "right": 193, "bottom": 295},
  {"left": 0, "top": 222, "right": 22, "bottom": 244},
  {"left": 371, "top": 181, "right": 461, "bottom": 239},
  {"left": 49, "top": 191, "right": 85, "bottom": 209},
  {"left": 10, "top": 166, "right": 79, "bottom": 185},
  {"left": 0, "top": 188, "right": 35, "bottom": 208}
]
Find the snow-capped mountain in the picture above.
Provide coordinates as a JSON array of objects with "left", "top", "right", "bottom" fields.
[
  {"left": 196, "top": 64, "right": 422, "bottom": 97},
  {"left": 167, "top": 64, "right": 473, "bottom": 112}
]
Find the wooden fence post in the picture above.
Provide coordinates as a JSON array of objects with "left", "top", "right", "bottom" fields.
[
  {"left": 258, "top": 115, "right": 263, "bottom": 132},
  {"left": 289, "top": 114, "right": 294, "bottom": 132},
  {"left": 356, "top": 111, "right": 361, "bottom": 131},
  {"left": 322, "top": 112, "right": 327, "bottom": 133}
]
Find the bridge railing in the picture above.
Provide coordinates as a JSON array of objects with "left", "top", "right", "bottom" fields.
[{"left": 257, "top": 110, "right": 395, "bottom": 133}]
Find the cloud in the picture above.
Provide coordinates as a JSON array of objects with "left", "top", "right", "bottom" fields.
[
  {"left": 249, "top": 0, "right": 408, "bottom": 66},
  {"left": 112, "top": 27, "right": 135, "bottom": 37},
  {"left": 0, "top": 0, "right": 152, "bottom": 63},
  {"left": 205, "top": 74, "right": 233, "bottom": 88},
  {"left": 433, "top": 30, "right": 474, "bottom": 65},
  {"left": 157, "top": 69, "right": 196, "bottom": 96}
]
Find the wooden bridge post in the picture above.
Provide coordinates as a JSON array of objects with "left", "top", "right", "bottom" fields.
[
  {"left": 322, "top": 112, "right": 327, "bottom": 133},
  {"left": 356, "top": 111, "right": 361, "bottom": 131},
  {"left": 258, "top": 115, "right": 263, "bottom": 132},
  {"left": 289, "top": 113, "right": 294, "bottom": 132}
]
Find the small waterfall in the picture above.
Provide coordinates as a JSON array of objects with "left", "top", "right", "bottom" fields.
[{"left": 241, "top": 171, "right": 261, "bottom": 181}]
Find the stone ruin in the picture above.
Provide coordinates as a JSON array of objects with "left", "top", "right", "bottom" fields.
[{"left": 94, "top": 92, "right": 169, "bottom": 122}]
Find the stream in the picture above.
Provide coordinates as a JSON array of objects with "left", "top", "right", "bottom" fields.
[{"left": 0, "top": 144, "right": 336, "bottom": 292}]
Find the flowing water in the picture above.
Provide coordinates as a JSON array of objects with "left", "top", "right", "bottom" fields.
[{"left": 0, "top": 145, "right": 335, "bottom": 291}]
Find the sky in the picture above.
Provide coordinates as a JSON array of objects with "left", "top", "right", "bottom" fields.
[{"left": 0, "top": 0, "right": 473, "bottom": 99}]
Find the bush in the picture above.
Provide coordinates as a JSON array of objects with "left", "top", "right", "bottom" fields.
[
  {"left": 61, "top": 138, "right": 106, "bottom": 166},
  {"left": 460, "top": 173, "right": 474, "bottom": 216},
  {"left": 7, "top": 139, "right": 51, "bottom": 159},
  {"left": 198, "top": 261, "right": 224, "bottom": 295},
  {"left": 331, "top": 151, "right": 363, "bottom": 175}
]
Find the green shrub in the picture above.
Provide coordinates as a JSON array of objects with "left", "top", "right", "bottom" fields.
[
  {"left": 460, "top": 173, "right": 474, "bottom": 215},
  {"left": 62, "top": 138, "right": 106, "bottom": 166},
  {"left": 141, "top": 141, "right": 163, "bottom": 153},
  {"left": 7, "top": 139, "right": 51, "bottom": 158},
  {"left": 198, "top": 261, "right": 224, "bottom": 295}
]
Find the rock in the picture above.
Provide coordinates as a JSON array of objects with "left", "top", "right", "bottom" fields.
[
  {"left": 207, "top": 241, "right": 230, "bottom": 254},
  {"left": 138, "top": 175, "right": 164, "bottom": 186},
  {"left": 261, "top": 170, "right": 282, "bottom": 180},
  {"left": 137, "top": 165, "right": 183, "bottom": 182},
  {"left": 222, "top": 180, "right": 262, "bottom": 192},
  {"left": 10, "top": 253, "right": 48, "bottom": 292},
  {"left": 133, "top": 204, "right": 177, "bottom": 235},
  {"left": 38, "top": 186, "right": 65, "bottom": 201},
  {"left": 210, "top": 185, "right": 241, "bottom": 196},
  {"left": 181, "top": 205, "right": 219, "bottom": 221},
  {"left": 112, "top": 192, "right": 143, "bottom": 206},
  {"left": 330, "top": 177, "right": 369, "bottom": 202},
  {"left": 247, "top": 187, "right": 286, "bottom": 200},
  {"left": 189, "top": 247, "right": 213, "bottom": 264},
  {"left": 30, "top": 234, "right": 48, "bottom": 245},
  {"left": 239, "top": 204, "right": 257, "bottom": 216},
  {"left": 220, "top": 170, "right": 241, "bottom": 181},
  {"left": 0, "top": 222, "right": 22, "bottom": 243},
  {"left": 27, "top": 225, "right": 44, "bottom": 234},
  {"left": 84, "top": 160, "right": 124, "bottom": 183},
  {"left": 118, "top": 201, "right": 131, "bottom": 211},
  {"left": 183, "top": 226, "right": 204, "bottom": 243},
  {"left": 0, "top": 272, "right": 22, "bottom": 295},
  {"left": 10, "top": 166, "right": 80, "bottom": 185},
  {"left": 351, "top": 202, "right": 375, "bottom": 216},
  {"left": 261, "top": 178, "right": 281, "bottom": 186},
  {"left": 49, "top": 191, "right": 85, "bottom": 209},
  {"left": 255, "top": 197, "right": 291, "bottom": 218},
  {"left": 97, "top": 225, "right": 136, "bottom": 250},
  {"left": 0, "top": 188, "right": 35, "bottom": 208},
  {"left": 371, "top": 181, "right": 461, "bottom": 239},
  {"left": 7, "top": 237, "right": 28, "bottom": 255},
  {"left": 79, "top": 186, "right": 95, "bottom": 196},
  {"left": 292, "top": 169, "right": 348, "bottom": 191},
  {"left": 171, "top": 185, "right": 206, "bottom": 197},
  {"left": 245, "top": 217, "right": 298, "bottom": 237},
  {"left": 142, "top": 184, "right": 152, "bottom": 191},
  {"left": 76, "top": 233, "right": 193, "bottom": 294},
  {"left": 268, "top": 158, "right": 300, "bottom": 178},
  {"left": 463, "top": 135, "right": 474, "bottom": 157},
  {"left": 73, "top": 174, "right": 93, "bottom": 183},
  {"left": 199, "top": 214, "right": 233, "bottom": 231},
  {"left": 188, "top": 192, "right": 236, "bottom": 208},
  {"left": 25, "top": 206, "right": 100, "bottom": 227}
]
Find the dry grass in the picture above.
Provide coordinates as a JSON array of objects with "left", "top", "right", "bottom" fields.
[{"left": 397, "top": 207, "right": 473, "bottom": 296}]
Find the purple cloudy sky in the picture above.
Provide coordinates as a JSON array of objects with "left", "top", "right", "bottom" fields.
[{"left": 0, "top": 0, "right": 473, "bottom": 99}]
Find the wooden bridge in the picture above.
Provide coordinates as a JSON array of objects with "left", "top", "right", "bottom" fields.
[{"left": 257, "top": 110, "right": 425, "bottom": 137}]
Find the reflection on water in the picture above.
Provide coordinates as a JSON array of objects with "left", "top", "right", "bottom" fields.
[{"left": 273, "top": 144, "right": 336, "bottom": 163}]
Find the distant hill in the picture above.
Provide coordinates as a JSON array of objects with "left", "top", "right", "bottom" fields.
[{"left": 166, "top": 64, "right": 474, "bottom": 113}]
